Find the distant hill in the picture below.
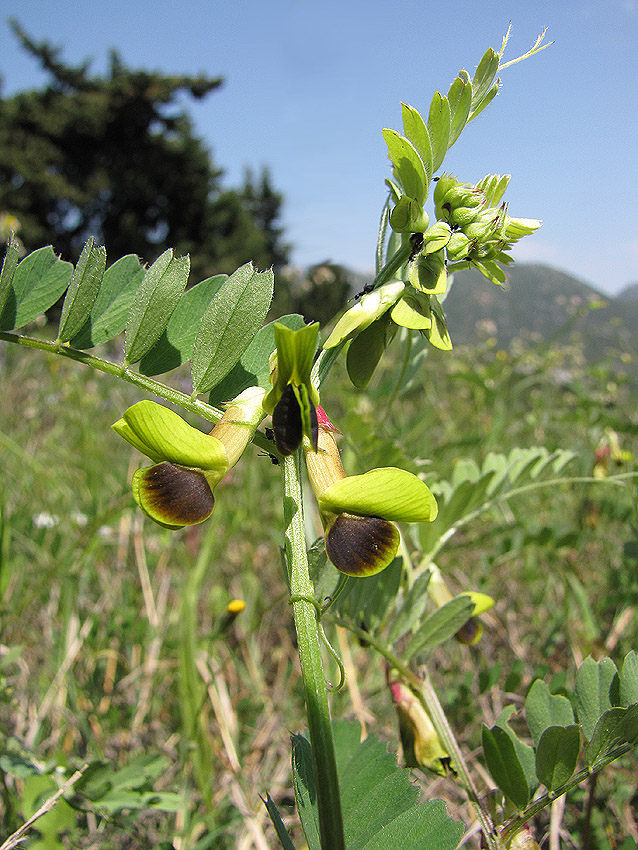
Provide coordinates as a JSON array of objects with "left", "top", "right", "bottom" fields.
[
  {"left": 616, "top": 281, "right": 638, "bottom": 302},
  {"left": 441, "top": 263, "right": 638, "bottom": 364}
]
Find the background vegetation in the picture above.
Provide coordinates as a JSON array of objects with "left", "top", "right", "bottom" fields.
[{"left": 0, "top": 318, "right": 636, "bottom": 848}]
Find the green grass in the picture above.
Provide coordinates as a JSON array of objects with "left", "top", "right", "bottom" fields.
[{"left": 0, "top": 333, "right": 637, "bottom": 848}]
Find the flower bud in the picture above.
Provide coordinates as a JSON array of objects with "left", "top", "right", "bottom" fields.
[{"left": 388, "top": 673, "right": 449, "bottom": 775}]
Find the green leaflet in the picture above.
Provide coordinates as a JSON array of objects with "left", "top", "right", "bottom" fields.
[
  {"left": 620, "top": 651, "right": 638, "bottom": 707},
  {"left": 0, "top": 246, "right": 72, "bottom": 332},
  {"left": 386, "top": 569, "right": 432, "bottom": 645},
  {"left": 208, "top": 313, "right": 307, "bottom": 406},
  {"left": 292, "top": 721, "right": 464, "bottom": 850},
  {"left": 139, "top": 274, "right": 226, "bottom": 376},
  {"left": 585, "top": 707, "right": 631, "bottom": 767},
  {"left": 71, "top": 254, "right": 145, "bottom": 349},
  {"left": 575, "top": 656, "right": 619, "bottom": 740},
  {"left": 0, "top": 236, "right": 20, "bottom": 319},
  {"left": 190, "top": 262, "right": 274, "bottom": 394},
  {"left": 261, "top": 793, "right": 296, "bottom": 850},
  {"left": 57, "top": 238, "right": 107, "bottom": 343},
  {"left": 346, "top": 313, "right": 392, "bottom": 389},
  {"left": 401, "top": 103, "right": 433, "bottom": 184},
  {"left": 525, "top": 680, "right": 575, "bottom": 748},
  {"left": 382, "top": 128, "right": 428, "bottom": 206},
  {"left": 124, "top": 249, "right": 190, "bottom": 364},
  {"left": 535, "top": 725, "right": 580, "bottom": 791},
  {"left": 482, "top": 725, "right": 531, "bottom": 810},
  {"left": 403, "top": 595, "right": 474, "bottom": 659},
  {"left": 447, "top": 73, "right": 472, "bottom": 146},
  {"left": 427, "top": 92, "right": 451, "bottom": 172},
  {"left": 470, "top": 47, "right": 500, "bottom": 120}
]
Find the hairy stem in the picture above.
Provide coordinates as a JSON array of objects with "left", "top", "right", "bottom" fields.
[
  {"left": 282, "top": 453, "right": 345, "bottom": 850},
  {"left": 0, "top": 331, "right": 276, "bottom": 452}
]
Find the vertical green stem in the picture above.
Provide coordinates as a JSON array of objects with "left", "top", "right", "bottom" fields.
[{"left": 282, "top": 452, "right": 346, "bottom": 850}]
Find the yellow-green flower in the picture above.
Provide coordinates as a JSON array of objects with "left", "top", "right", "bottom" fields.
[
  {"left": 304, "top": 409, "right": 437, "bottom": 576},
  {"left": 112, "top": 387, "right": 265, "bottom": 528}
]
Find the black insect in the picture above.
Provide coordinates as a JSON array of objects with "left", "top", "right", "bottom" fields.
[
  {"left": 353, "top": 282, "right": 375, "bottom": 301},
  {"left": 264, "top": 427, "right": 275, "bottom": 441},
  {"left": 271, "top": 384, "right": 318, "bottom": 456}
]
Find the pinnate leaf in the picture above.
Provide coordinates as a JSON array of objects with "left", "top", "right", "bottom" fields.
[
  {"left": 191, "top": 262, "right": 274, "bottom": 394},
  {"left": 57, "top": 238, "right": 107, "bottom": 343},
  {"left": 0, "top": 246, "right": 72, "bottom": 331},
  {"left": 125, "top": 249, "right": 189, "bottom": 364}
]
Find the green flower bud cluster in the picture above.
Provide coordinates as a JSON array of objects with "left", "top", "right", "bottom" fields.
[{"left": 429, "top": 173, "right": 542, "bottom": 282}]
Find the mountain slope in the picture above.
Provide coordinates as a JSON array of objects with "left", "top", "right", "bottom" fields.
[{"left": 443, "top": 263, "right": 638, "bottom": 363}]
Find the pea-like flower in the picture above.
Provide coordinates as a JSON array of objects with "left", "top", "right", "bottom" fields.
[
  {"left": 303, "top": 408, "right": 437, "bottom": 576},
  {"left": 112, "top": 387, "right": 265, "bottom": 528}
]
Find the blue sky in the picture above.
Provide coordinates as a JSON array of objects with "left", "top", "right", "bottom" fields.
[{"left": 1, "top": 0, "right": 637, "bottom": 295}]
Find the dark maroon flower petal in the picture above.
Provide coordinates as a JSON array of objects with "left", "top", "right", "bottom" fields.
[
  {"left": 325, "top": 512, "right": 400, "bottom": 576},
  {"left": 133, "top": 462, "right": 215, "bottom": 528}
]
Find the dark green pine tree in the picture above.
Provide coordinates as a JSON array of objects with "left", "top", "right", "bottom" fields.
[{"left": 0, "top": 21, "right": 289, "bottom": 280}]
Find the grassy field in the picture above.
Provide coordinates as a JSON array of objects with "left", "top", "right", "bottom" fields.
[{"left": 1, "top": 331, "right": 637, "bottom": 849}]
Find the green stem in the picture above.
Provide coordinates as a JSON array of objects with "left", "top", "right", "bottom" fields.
[
  {"left": 282, "top": 453, "right": 345, "bottom": 850},
  {"left": 0, "top": 331, "right": 276, "bottom": 453}
]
